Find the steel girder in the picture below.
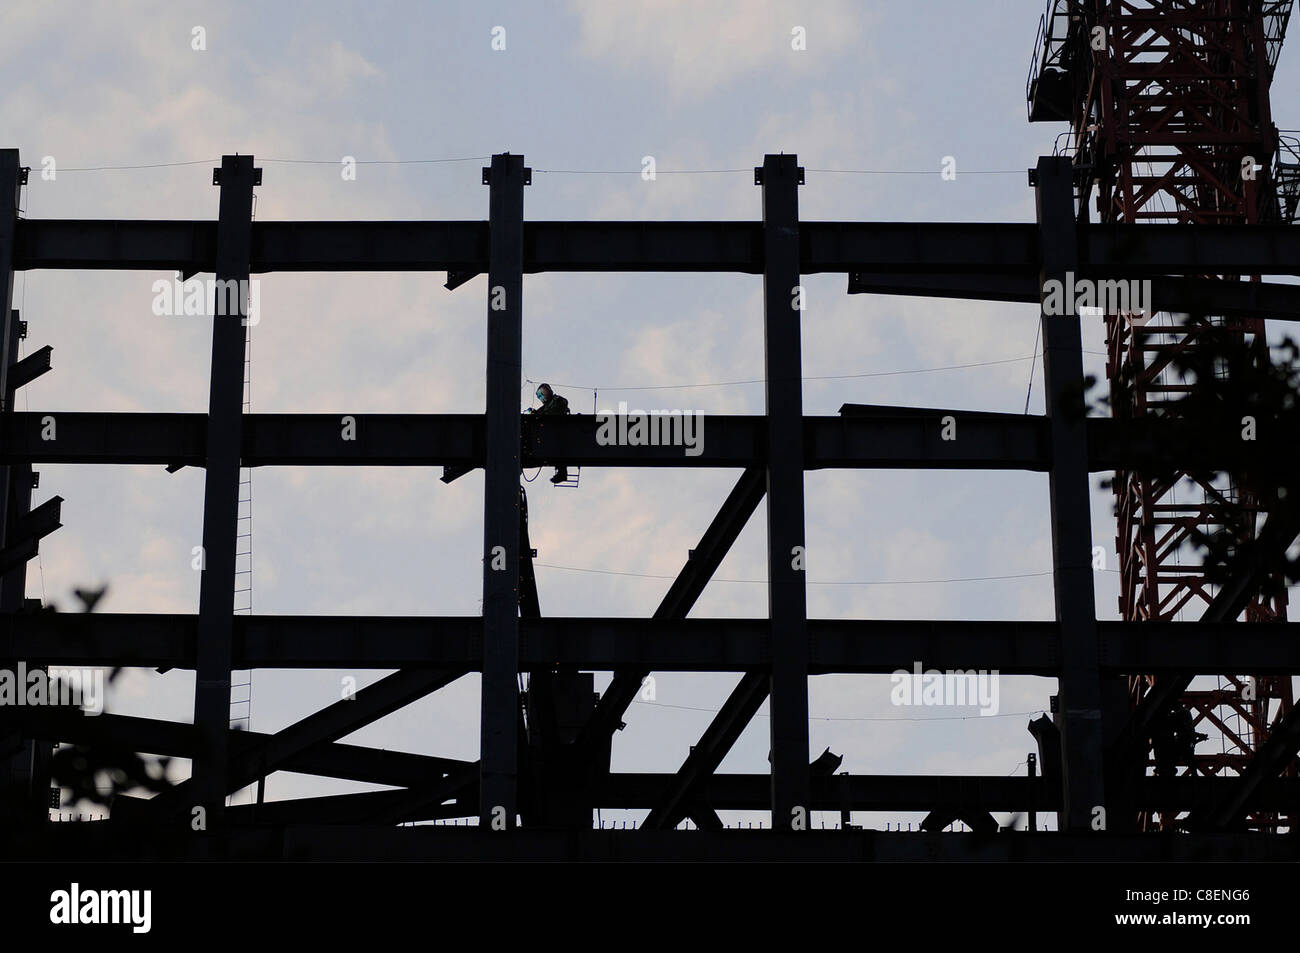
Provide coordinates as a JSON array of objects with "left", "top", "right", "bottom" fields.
[
  {"left": 12, "top": 614, "right": 1300, "bottom": 674},
  {"left": 1, "top": 409, "right": 1290, "bottom": 474},
  {"left": 13, "top": 218, "right": 1300, "bottom": 276},
  {"left": 4, "top": 146, "right": 1300, "bottom": 852},
  {"left": 17, "top": 702, "right": 1300, "bottom": 818}
]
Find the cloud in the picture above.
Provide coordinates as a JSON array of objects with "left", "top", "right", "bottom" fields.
[{"left": 568, "top": 0, "right": 868, "bottom": 98}]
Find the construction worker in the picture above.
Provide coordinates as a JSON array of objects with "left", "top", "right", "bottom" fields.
[{"left": 528, "top": 383, "right": 570, "bottom": 484}]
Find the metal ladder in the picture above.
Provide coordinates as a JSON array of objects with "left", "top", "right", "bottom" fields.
[{"left": 228, "top": 328, "right": 254, "bottom": 803}]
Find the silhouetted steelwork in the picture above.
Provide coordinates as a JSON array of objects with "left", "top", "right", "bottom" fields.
[
  {"left": 2, "top": 137, "right": 1299, "bottom": 860},
  {"left": 193, "top": 155, "right": 256, "bottom": 832}
]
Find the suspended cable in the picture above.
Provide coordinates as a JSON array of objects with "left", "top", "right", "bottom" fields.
[
  {"left": 630, "top": 697, "right": 1047, "bottom": 723},
  {"left": 528, "top": 357, "right": 1036, "bottom": 394},
  {"left": 1024, "top": 322, "right": 1042, "bottom": 414},
  {"left": 526, "top": 351, "right": 1108, "bottom": 396},
  {"left": 262, "top": 155, "right": 490, "bottom": 166},
  {"left": 52, "top": 158, "right": 219, "bottom": 173},
  {"left": 534, "top": 561, "right": 1121, "bottom": 585},
  {"left": 28, "top": 155, "right": 1032, "bottom": 177}
]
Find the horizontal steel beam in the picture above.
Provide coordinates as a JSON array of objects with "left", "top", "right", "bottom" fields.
[
  {"left": 245, "top": 413, "right": 479, "bottom": 466},
  {"left": 0, "top": 412, "right": 207, "bottom": 465},
  {"left": 19, "top": 695, "right": 1295, "bottom": 814},
  {"left": 849, "top": 271, "right": 1036, "bottom": 303},
  {"left": 254, "top": 221, "right": 488, "bottom": 272},
  {"left": 0, "top": 413, "right": 483, "bottom": 467},
  {"left": 1084, "top": 225, "right": 1300, "bottom": 277},
  {"left": 3, "top": 411, "right": 1043, "bottom": 468},
  {"left": 9, "top": 614, "right": 1300, "bottom": 675},
  {"left": 3, "top": 410, "right": 1260, "bottom": 473},
  {"left": 849, "top": 272, "right": 1300, "bottom": 318},
  {"left": 14, "top": 220, "right": 220, "bottom": 271},
  {"left": 15, "top": 219, "right": 1300, "bottom": 276},
  {"left": 79, "top": 772, "right": 1300, "bottom": 819}
]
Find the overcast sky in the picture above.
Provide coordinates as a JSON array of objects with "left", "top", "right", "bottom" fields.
[{"left": 7, "top": 0, "right": 1298, "bottom": 830}]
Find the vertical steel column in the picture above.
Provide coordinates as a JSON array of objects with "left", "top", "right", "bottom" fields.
[
  {"left": 1034, "top": 155, "right": 1106, "bottom": 830},
  {"left": 0, "top": 149, "right": 35, "bottom": 813},
  {"left": 0, "top": 305, "right": 46, "bottom": 821},
  {"left": 191, "top": 155, "right": 256, "bottom": 828},
  {"left": 757, "top": 154, "right": 810, "bottom": 829},
  {"left": 0, "top": 151, "right": 22, "bottom": 601},
  {"left": 480, "top": 153, "right": 528, "bottom": 829},
  {"left": 1, "top": 308, "right": 35, "bottom": 612}
]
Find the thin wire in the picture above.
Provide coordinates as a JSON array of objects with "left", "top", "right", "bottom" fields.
[
  {"left": 29, "top": 156, "right": 1030, "bottom": 177},
  {"left": 52, "top": 159, "right": 218, "bottom": 173},
  {"left": 528, "top": 357, "right": 1036, "bottom": 394},
  {"left": 262, "top": 156, "right": 490, "bottom": 166},
  {"left": 536, "top": 560, "right": 1126, "bottom": 584},
  {"left": 527, "top": 351, "right": 1109, "bottom": 395},
  {"left": 533, "top": 561, "right": 1121, "bottom": 585},
  {"left": 29, "top": 156, "right": 492, "bottom": 174},
  {"left": 535, "top": 168, "right": 748, "bottom": 175},
  {"left": 631, "top": 697, "right": 1046, "bottom": 723},
  {"left": 520, "top": 380, "right": 542, "bottom": 486},
  {"left": 536, "top": 167, "right": 1025, "bottom": 176},
  {"left": 1024, "top": 321, "right": 1043, "bottom": 414},
  {"left": 805, "top": 168, "right": 1024, "bottom": 175}
]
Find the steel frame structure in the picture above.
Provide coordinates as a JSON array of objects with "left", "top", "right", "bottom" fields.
[
  {"left": 1028, "top": 0, "right": 1300, "bottom": 832},
  {"left": 2, "top": 145, "right": 1300, "bottom": 861}
]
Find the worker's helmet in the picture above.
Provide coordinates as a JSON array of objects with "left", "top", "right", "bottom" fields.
[{"left": 536, "top": 383, "right": 553, "bottom": 402}]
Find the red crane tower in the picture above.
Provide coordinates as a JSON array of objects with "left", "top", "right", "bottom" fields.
[{"left": 1028, "top": 0, "right": 1300, "bottom": 830}]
